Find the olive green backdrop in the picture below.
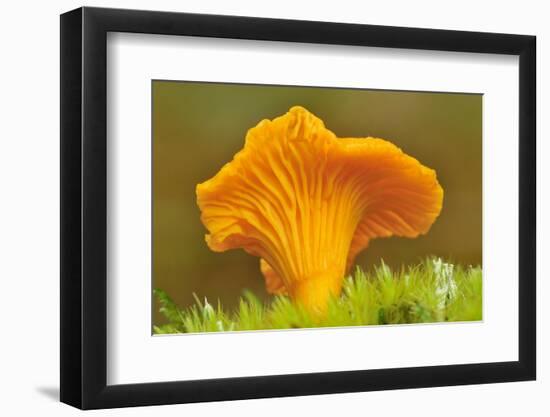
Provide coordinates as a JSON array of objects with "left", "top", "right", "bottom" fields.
[{"left": 152, "top": 81, "right": 482, "bottom": 326}]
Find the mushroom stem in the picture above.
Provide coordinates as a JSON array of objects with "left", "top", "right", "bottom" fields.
[{"left": 287, "top": 266, "right": 344, "bottom": 314}]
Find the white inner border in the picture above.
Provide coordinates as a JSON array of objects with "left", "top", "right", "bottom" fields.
[{"left": 107, "top": 33, "right": 519, "bottom": 385}]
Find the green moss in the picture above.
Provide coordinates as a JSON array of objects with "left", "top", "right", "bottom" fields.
[{"left": 153, "top": 257, "right": 482, "bottom": 334}]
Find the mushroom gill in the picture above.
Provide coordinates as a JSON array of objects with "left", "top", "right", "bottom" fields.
[{"left": 196, "top": 106, "right": 443, "bottom": 314}]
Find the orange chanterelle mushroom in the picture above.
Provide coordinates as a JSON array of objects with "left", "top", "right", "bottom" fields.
[{"left": 196, "top": 106, "right": 443, "bottom": 314}]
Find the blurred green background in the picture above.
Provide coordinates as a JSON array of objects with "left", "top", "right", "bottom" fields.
[{"left": 152, "top": 80, "right": 482, "bottom": 326}]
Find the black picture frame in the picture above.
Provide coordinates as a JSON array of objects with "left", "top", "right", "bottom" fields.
[{"left": 60, "top": 6, "right": 536, "bottom": 410}]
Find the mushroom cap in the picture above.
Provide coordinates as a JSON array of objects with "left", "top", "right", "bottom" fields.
[
  {"left": 196, "top": 106, "right": 443, "bottom": 309},
  {"left": 260, "top": 258, "right": 288, "bottom": 295}
]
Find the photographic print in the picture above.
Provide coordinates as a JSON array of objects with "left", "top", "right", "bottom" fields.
[{"left": 152, "top": 81, "right": 482, "bottom": 334}]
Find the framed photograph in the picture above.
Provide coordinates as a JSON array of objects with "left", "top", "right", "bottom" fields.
[{"left": 60, "top": 6, "right": 536, "bottom": 409}]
